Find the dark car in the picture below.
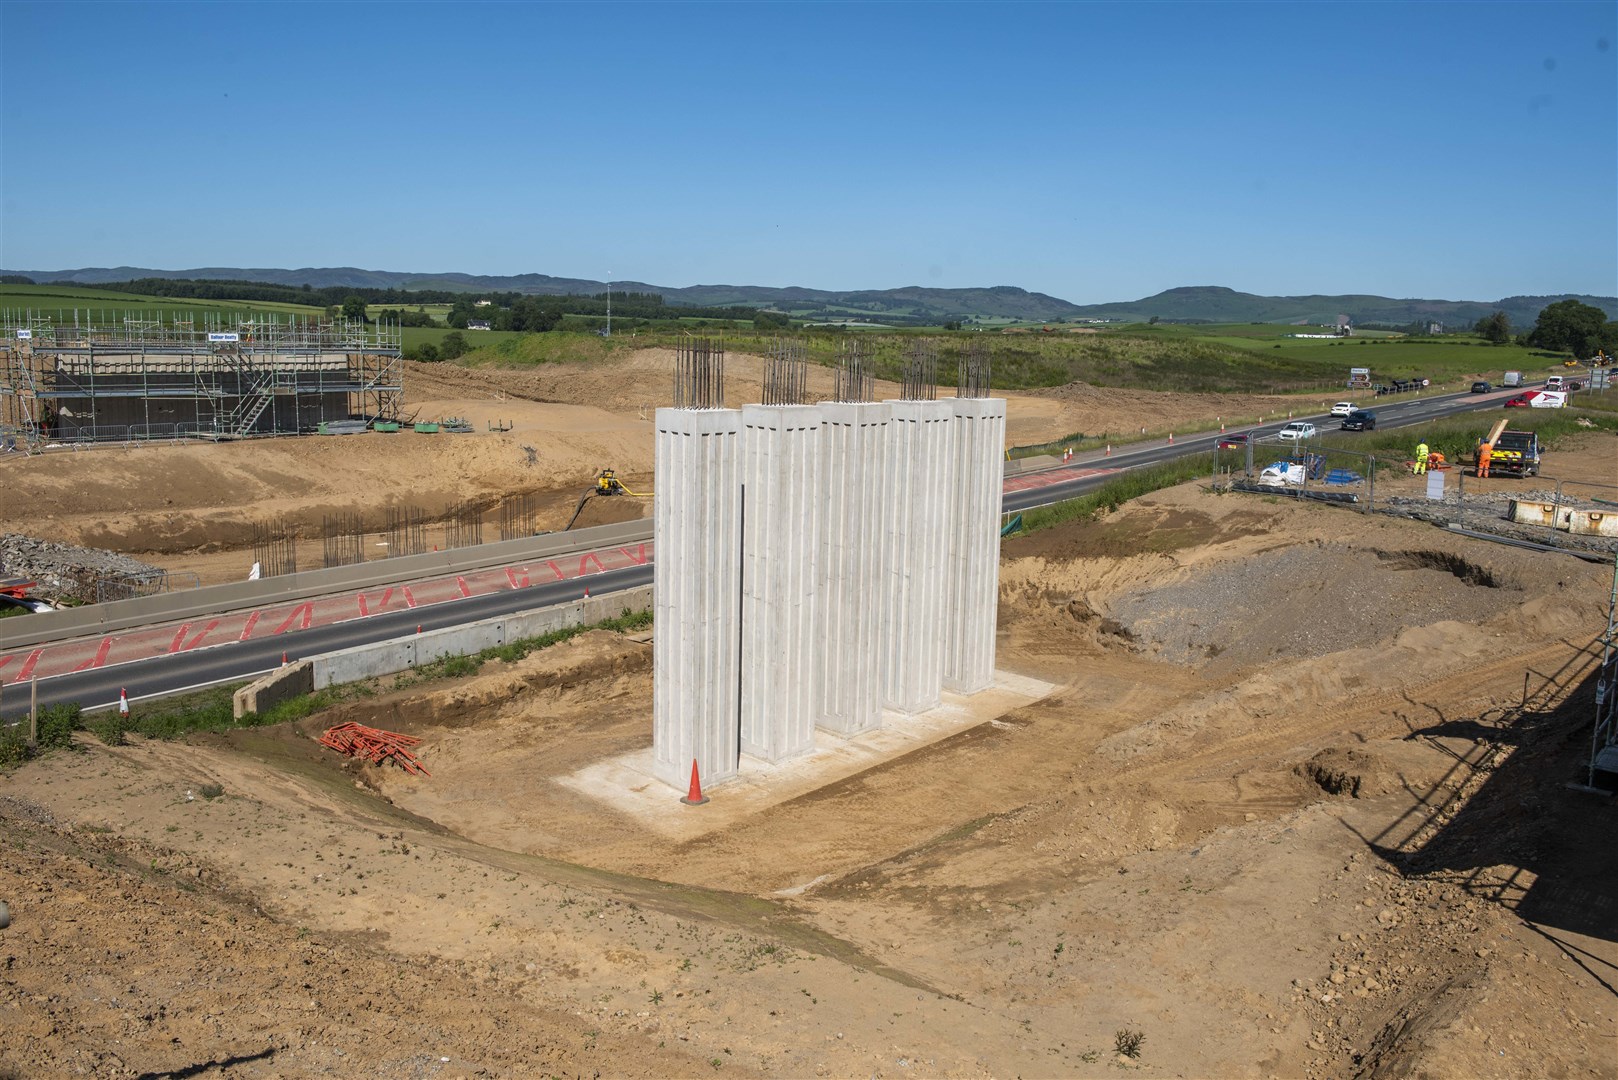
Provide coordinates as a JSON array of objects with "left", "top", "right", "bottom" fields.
[
  {"left": 1217, "top": 432, "right": 1251, "bottom": 449},
  {"left": 1471, "top": 381, "right": 1492, "bottom": 393},
  {"left": 1340, "top": 410, "right": 1377, "bottom": 431}
]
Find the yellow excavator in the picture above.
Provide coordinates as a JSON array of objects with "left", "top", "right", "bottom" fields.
[{"left": 563, "top": 469, "right": 651, "bottom": 529}]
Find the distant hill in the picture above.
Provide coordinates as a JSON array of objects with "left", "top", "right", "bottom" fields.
[
  {"left": 3, "top": 267, "right": 1610, "bottom": 329},
  {"left": 1067, "top": 285, "right": 1616, "bottom": 332}
]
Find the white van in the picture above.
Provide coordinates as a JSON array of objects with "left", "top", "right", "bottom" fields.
[{"left": 1545, "top": 375, "right": 1565, "bottom": 390}]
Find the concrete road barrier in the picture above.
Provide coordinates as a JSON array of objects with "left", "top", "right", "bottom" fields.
[
  {"left": 233, "top": 661, "right": 314, "bottom": 719},
  {"left": 308, "top": 585, "right": 653, "bottom": 691}
]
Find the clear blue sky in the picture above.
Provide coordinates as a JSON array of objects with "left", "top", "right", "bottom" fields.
[{"left": 2, "top": 1, "right": 1613, "bottom": 303}]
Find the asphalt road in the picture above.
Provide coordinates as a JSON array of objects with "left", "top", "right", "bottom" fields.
[
  {"left": 1000, "top": 386, "right": 1518, "bottom": 513},
  {"left": 3, "top": 386, "right": 1516, "bottom": 720},
  {"left": 0, "top": 564, "right": 653, "bottom": 721}
]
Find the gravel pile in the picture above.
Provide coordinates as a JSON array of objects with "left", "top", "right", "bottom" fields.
[
  {"left": 1377, "top": 489, "right": 1618, "bottom": 557},
  {"left": 1109, "top": 544, "right": 1519, "bottom": 673},
  {"left": 0, "top": 533, "right": 166, "bottom": 603}
]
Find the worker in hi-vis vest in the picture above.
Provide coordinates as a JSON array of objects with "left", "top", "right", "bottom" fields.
[
  {"left": 1414, "top": 441, "right": 1430, "bottom": 475},
  {"left": 1477, "top": 441, "right": 1493, "bottom": 478}
]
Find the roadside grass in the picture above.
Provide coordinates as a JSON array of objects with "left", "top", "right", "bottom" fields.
[
  {"left": 1, "top": 608, "right": 654, "bottom": 766},
  {"left": 403, "top": 607, "right": 652, "bottom": 686},
  {"left": 1012, "top": 455, "right": 1217, "bottom": 535},
  {"left": 1571, "top": 387, "right": 1618, "bottom": 413}
]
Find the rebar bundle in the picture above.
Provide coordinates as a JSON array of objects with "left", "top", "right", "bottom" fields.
[
  {"left": 673, "top": 337, "right": 726, "bottom": 409},
  {"left": 762, "top": 338, "right": 809, "bottom": 406},
  {"left": 322, "top": 512, "right": 365, "bottom": 568},
  {"left": 445, "top": 500, "right": 484, "bottom": 549},
  {"left": 899, "top": 340, "right": 938, "bottom": 401},
  {"left": 832, "top": 339, "right": 874, "bottom": 403},
  {"left": 384, "top": 506, "right": 427, "bottom": 558},
  {"left": 499, "top": 493, "right": 537, "bottom": 541},
  {"left": 251, "top": 517, "right": 297, "bottom": 578},
  {"left": 957, "top": 341, "right": 992, "bottom": 399}
]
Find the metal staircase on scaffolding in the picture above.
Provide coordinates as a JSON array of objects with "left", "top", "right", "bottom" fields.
[{"left": 203, "top": 343, "right": 279, "bottom": 439}]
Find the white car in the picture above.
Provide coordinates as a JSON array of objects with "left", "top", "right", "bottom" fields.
[
  {"left": 1277, "top": 421, "right": 1317, "bottom": 441},
  {"left": 1329, "top": 401, "right": 1355, "bottom": 417}
]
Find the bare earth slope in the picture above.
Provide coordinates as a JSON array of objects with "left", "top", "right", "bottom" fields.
[{"left": 4, "top": 448, "right": 1616, "bottom": 1078}]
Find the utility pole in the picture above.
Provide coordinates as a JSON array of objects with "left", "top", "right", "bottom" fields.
[{"left": 606, "top": 272, "right": 612, "bottom": 338}]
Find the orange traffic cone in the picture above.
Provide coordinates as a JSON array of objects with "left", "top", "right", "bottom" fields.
[
  {"left": 680, "top": 759, "right": 709, "bottom": 806},
  {"left": 583, "top": 586, "right": 590, "bottom": 599},
  {"left": 1168, "top": 432, "right": 1174, "bottom": 443},
  {"left": 281, "top": 651, "right": 288, "bottom": 666},
  {"left": 118, "top": 688, "right": 130, "bottom": 717},
  {"left": 1105, "top": 444, "right": 1111, "bottom": 457}
]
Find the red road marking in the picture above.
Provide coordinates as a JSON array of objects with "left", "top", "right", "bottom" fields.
[
  {"left": 545, "top": 560, "right": 565, "bottom": 581},
  {"left": 506, "top": 567, "right": 530, "bottom": 589},
  {"left": 0, "top": 656, "right": 11, "bottom": 676},
  {"left": 357, "top": 592, "right": 369, "bottom": 617},
  {"left": 168, "top": 624, "right": 192, "bottom": 653},
  {"left": 273, "top": 603, "right": 314, "bottom": 635},
  {"left": 72, "top": 638, "right": 114, "bottom": 672},
  {"left": 456, "top": 575, "right": 471, "bottom": 598},
  {"left": 578, "top": 552, "right": 605, "bottom": 575},
  {"left": 13, "top": 649, "right": 42, "bottom": 683},
  {"left": 620, "top": 544, "right": 648, "bottom": 565},
  {"left": 403, "top": 586, "right": 417, "bottom": 608},
  {"left": 181, "top": 620, "right": 220, "bottom": 652},
  {"left": 239, "top": 611, "right": 261, "bottom": 641}
]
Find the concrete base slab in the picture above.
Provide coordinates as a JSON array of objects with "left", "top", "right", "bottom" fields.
[{"left": 555, "top": 669, "right": 1056, "bottom": 837}]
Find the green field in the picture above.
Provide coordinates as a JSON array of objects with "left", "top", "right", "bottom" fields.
[
  {"left": 1, "top": 281, "right": 1591, "bottom": 399},
  {"left": 0, "top": 283, "right": 323, "bottom": 321}
]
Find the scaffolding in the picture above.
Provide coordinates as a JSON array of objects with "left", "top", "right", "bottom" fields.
[{"left": 0, "top": 309, "right": 402, "bottom": 446}]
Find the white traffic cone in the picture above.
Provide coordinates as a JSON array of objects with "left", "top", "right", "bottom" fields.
[{"left": 119, "top": 688, "right": 130, "bottom": 717}]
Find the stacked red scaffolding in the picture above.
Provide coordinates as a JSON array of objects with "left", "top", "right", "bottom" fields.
[{"left": 318, "top": 722, "right": 431, "bottom": 776}]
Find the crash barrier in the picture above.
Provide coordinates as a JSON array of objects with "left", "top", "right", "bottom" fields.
[
  {"left": 307, "top": 584, "right": 652, "bottom": 690},
  {"left": 0, "top": 518, "right": 653, "bottom": 653}
]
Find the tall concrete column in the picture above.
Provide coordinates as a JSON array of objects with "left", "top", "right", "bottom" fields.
[
  {"left": 816, "top": 401, "right": 890, "bottom": 735},
  {"left": 740, "top": 404, "right": 822, "bottom": 762},
  {"left": 880, "top": 399, "right": 955, "bottom": 713},
  {"left": 944, "top": 397, "right": 1006, "bottom": 693},
  {"left": 652, "top": 407, "right": 743, "bottom": 790}
]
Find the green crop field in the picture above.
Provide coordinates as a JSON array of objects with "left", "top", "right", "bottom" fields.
[
  {"left": 368, "top": 302, "right": 454, "bottom": 321},
  {"left": 0, "top": 283, "right": 323, "bottom": 321}
]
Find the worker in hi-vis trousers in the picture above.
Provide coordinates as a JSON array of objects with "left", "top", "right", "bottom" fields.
[
  {"left": 1414, "top": 442, "right": 1430, "bottom": 475},
  {"left": 1477, "top": 441, "right": 1493, "bottom": 478}
]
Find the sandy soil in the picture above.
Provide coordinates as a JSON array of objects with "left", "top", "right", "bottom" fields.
[
  {"left": 4, "top": 437, "right": 1616, "bottom": 1077},
  {"left": 0, "top": 349, "right": 1318, "bottom": 584}
]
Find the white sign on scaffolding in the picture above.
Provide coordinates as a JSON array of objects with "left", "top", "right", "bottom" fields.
[
  {"left": 15, "top": 329, "right": 31, "bottom": 340},
  {"left": 207, "top": 332, "right": 240, "bottom": 343}
]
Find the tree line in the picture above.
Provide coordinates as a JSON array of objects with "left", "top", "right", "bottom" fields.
[
  {"left": 46, "top": 277, "right": 781, "bottom": 327},
  {"left": 1471, "top": 299, "right": 1617, "bottom": 359}
]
